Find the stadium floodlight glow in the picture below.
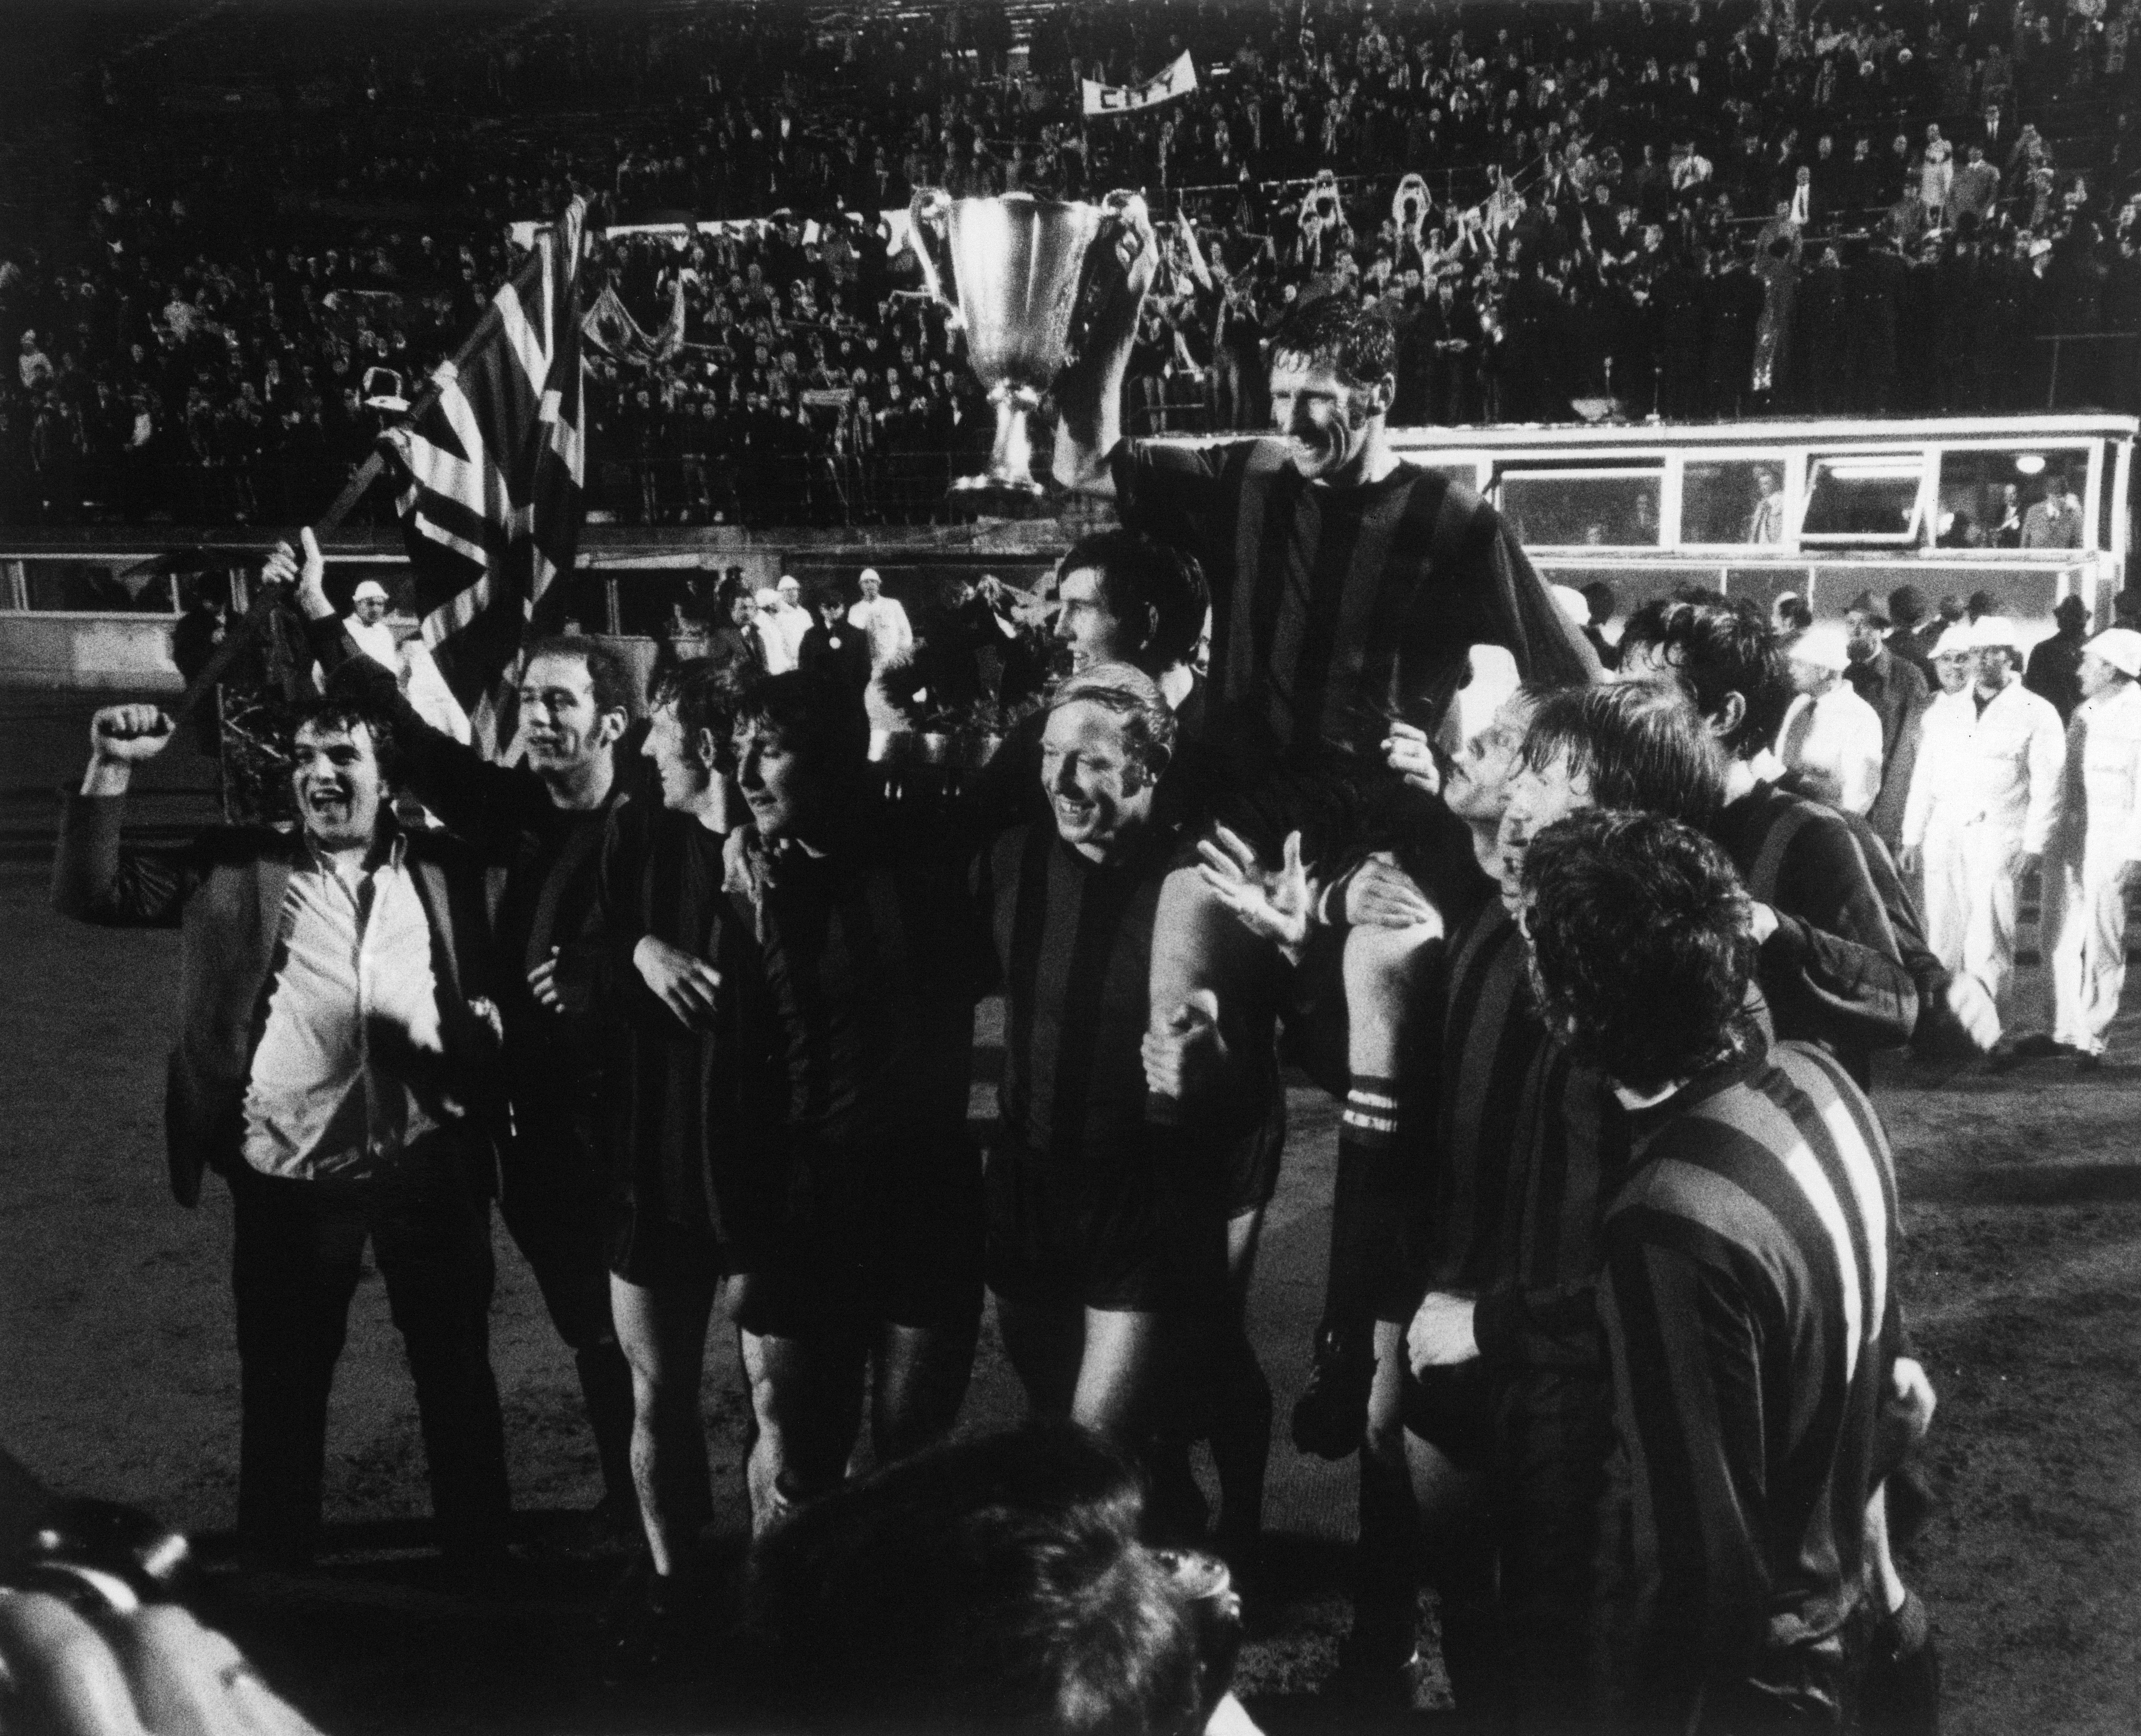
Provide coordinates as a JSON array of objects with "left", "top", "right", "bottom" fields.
[{"left": 2015, "top": 454, "right": 2047, "bottom": 475}]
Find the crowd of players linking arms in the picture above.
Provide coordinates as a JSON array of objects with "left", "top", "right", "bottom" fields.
[{"left": 57, "top": 272, "right": 1946, "bottom": 1733}]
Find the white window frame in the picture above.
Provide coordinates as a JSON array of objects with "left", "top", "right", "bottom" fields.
[{"left": 1491, "top": 461, "right": 1667, "bottom": 551}]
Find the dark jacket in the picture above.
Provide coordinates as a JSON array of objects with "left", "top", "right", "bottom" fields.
[{"left": 52, "top": 795, "right": 503, "bottom": 1207}]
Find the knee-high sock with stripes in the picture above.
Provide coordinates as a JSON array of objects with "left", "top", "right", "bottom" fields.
[{"left": 1322, "top": 1076, "right": 1408, "bottom": 1337}]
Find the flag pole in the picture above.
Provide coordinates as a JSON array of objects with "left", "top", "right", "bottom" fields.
[{"left": 155, "top": 220, "right": 576, "bottom": 729}]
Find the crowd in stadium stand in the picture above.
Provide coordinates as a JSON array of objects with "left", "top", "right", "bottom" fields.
[{"left": 4, "top": 0, "right": 2141, "bottom": 530}]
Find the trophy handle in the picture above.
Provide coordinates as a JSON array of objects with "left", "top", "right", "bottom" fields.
[
  {"left": 1066, "top": 189, "right": 1154, "bottom": 373},
  {"left": 908, "top": 187, "right": 962, "bottom": 329}
]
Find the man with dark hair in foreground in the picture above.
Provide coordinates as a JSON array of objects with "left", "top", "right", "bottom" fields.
[
  {"left": 1521, "top": 811, "right": 1902, "bottom": 1734},
  {"left": 1616, "top": 594, "right": 1925, "bottom": 1083},
  {"left": 589, "top": 659, "right": 787, "bottom": 1672},
  {"left": 55, "top": 695, "right": 512, "bottom": 1577},
  {"left": 724, "top": 669, "right": 992, "bottom": 1530}
]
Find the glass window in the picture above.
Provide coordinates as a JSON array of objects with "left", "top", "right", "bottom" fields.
[
  {"left": 1801, "top": 454, "right": 1925, "bottom": 542},
  {"left": 1498, "top": 471, "right": 1661, "bottom": 548},
  {"left": 549, "top": 570, "right": 614, "bottom": 636},
  {"left": 1933, "top": 447, "right": 2089, "bottom": 549},
  {"left": 1682, "top": 460, "right": 1790, "bottom": 545},
  {"left": 22, "top": 561, "right": 176, "bottom": 613},
  {"left": 615, "top": 571, "right": 716, "bottom": 636}
]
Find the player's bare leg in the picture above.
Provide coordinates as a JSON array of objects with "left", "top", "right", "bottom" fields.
[
  {"left": 870, "top": 1317, "right": 979, "bottom": 1466},
  {"left": 608, "top": 1272, "right": 718, "bottom": 1578},
  {"left": 740, "top": 1329, "right": 866, "bottom": 1536}
]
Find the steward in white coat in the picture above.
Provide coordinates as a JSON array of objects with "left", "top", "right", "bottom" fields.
[
  {"left": 2039, "top": 629, "right": 2141, "bottom": 1060},
  {"left": 1899, "top": 626, "right": 1977, "bottom": 965},
  {"left": 1900, "top": 618, "right": 2066, "bottom": 1027}
]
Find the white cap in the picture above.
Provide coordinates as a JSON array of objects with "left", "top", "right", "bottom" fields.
[
  {"left": 1551, "top": 584, "right": 1590, "bottom": 627},
  {"left": 859, "top": 566, "right": 881, "bottom": 584},
  {"left": 351, "top": 579, "right": 389, "bottom": 604},
  {"left": 778, "top": 574, "right": 800, "bottom": 594},
  {"left": 1931, "top": 624, "right": 1976, "bottom": 658},
  {"left": 1788, "top": 621, "right": 1852, "bottom": 673},
  {"left": 754, "top": 586, "right": 782, "bottom": 610},
  {"left": 1971, "top": 615, "right": 2019, "bottom": 652},
  {"left": 2084, "top": 627, "right": 2141, "bottom": 680}
]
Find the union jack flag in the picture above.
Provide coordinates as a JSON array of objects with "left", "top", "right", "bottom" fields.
[{"left": 380, "top": 197, "right": 587, "bottom": 748}]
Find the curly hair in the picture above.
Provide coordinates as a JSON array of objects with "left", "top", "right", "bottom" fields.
[
  {"left": 1517, "top": 681, "right": 1726, "bottom": 830},
  {"left": 650, "top": 656, "right": 750, "bottom": 773},
  {"left": 1519, "top": 810, "right": 1758, "bottom": 1096},
  {"left": 1268, "top": 293, "right": 1399, "bottom": 388},
  {"left": 742, "top": 1425, "right": 1235, "bottom": 1736},
  {"left": 1618, "top": 592, "right": 1794, "bottom": 759}
]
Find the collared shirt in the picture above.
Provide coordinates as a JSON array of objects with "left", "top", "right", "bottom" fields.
[
  {"left": 242, "top": 835, "right": 451, "bottom": 1180},
  {"left": 1903, "top": 676, "right": 2067, "bottom": 852}
]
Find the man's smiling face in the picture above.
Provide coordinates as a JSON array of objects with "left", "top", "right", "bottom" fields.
[{"left": 292, "top": 719, "right": 386, "bottom": 852}]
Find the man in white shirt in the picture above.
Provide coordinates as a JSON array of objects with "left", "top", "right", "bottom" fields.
[
  {"left": 1900, "top": 617, "right": 2066, "bottom": 1035},
  {"left": 848, "top": 566, "right": 916, "bottom": 740},
  {"left": 1777, "top": 621, "right": 1885, "bottom": 816},
  {"left": 846, "top": 566, "right": 913, "bottom": 672},
  {"left": 54, "top": 696, "right": 512, "bottom": 1575},
  {"left": 753, "top": 588, "right": 800, "bottom": 675},
  {"left": 2023, "top": 627, "right": 2141, "bottom": 1066},
  {"left": 1900, "top": 624, "right": 1979, "bottom": 969},
  {"left": 768, "top": 575, "right": 815, "bottom": 670},
  {"left": 344, "top": 577, "right": 400, "bottom": 671}
]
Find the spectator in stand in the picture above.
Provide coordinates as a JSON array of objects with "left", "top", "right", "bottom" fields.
[
  {"left": 2023, "top": 471, "right": 2086, "bottom": 548},
  {"left": 6, "top": 0, "right": 2141, "bottom": 527},
  {"left": 1951, "top": 145, "right": 2002, "bottom": 228}
]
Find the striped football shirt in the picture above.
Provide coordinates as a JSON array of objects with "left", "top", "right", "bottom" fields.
[{"left": 1597, "top": 1037, "right": 1899, "bottom": 1732}]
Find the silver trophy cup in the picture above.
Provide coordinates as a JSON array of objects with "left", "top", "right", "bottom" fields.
[{"left": 908, "top": 187, "right": 1149, "bottom": 499}]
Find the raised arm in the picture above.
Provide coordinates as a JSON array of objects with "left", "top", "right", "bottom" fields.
[
  {"left": 52, "top": 705, "right": 196, "bottom": 928},
  {"left": 1049, "top": 193, "right": 1158, "bottom": 497},
  {"left": 270, "top": 528, "right": 546, "bottom": 856}
]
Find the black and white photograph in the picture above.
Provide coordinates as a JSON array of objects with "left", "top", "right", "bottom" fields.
[{"left": 1, "top": 1, "right": 2137, "bottom": 1731}]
